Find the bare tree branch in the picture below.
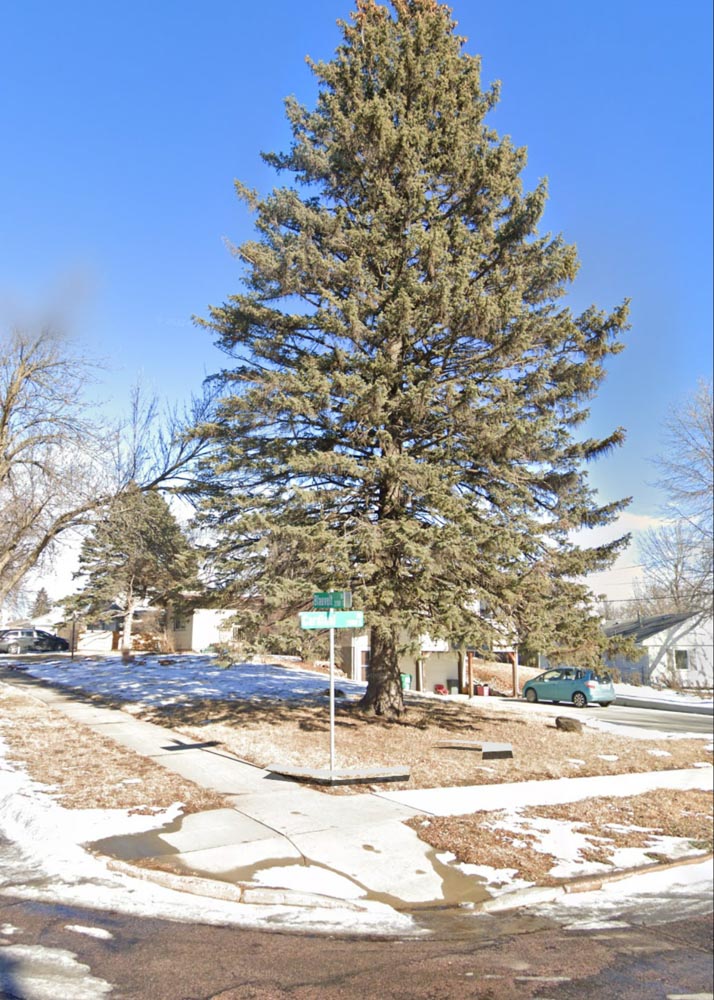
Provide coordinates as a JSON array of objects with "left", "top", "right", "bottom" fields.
[
  {"left": 653, "top": 379, "right": 713, "bottom": 540},
  {"left": 0, "top": 327, "right": 218, "bottom": 607}
]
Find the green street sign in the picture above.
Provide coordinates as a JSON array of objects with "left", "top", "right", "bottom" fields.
[
  {"left": 332, "top": 610, "right": 363, "bottom": 628},
  {"left": 313, "top": 590, "right": 352, "bottom": 610},
  {"left": 300, "top": 610, "right": 364, "bottom": 630}
]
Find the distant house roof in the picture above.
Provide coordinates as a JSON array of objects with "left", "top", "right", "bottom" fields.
[{"left": 603, "top": 612, "right": 698, "bottom": 644}]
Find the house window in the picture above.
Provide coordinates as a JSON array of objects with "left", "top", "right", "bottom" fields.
[
  {"left": 173, "top": 616, "right": 187, "bottom": 631},
  {"left": 675, "top": 650, "right": 689, "bottom": 672},
  {"left": 360, "top": 649, "right": 370, "bottom": 682}
]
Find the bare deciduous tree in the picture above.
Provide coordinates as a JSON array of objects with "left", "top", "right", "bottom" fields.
[
  {"left": 636, "top": 380, "right": 713, "bottom": 616},
  {"left": 635, "top": 521, "right": 711, "bottom": 615},
  {"left": 0, "top": 326, "right": 216, "bottom": 608},
  {"left": 654, "top": 379, "right": 713, "bottom": 539},
  {"left": 109, "top": 380, "right": 220, "bottom": 496}
]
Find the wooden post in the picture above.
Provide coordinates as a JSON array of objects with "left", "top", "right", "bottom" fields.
[
  {"left": 467, "top": 650, "right": 474, "bottom": 697},
  {"left": 509, "top": 649, "right": 519, "bottom": 697}
]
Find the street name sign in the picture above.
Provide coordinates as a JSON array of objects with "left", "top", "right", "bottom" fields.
[
  {"left": 300, "top": 610, "right": 364, "bottom": 630},
  {"left": 297, "top": 604, "right": 364, "bottom": 774},
  {"left": 313, "top": 590, "right": 352, "bottom": 610}
]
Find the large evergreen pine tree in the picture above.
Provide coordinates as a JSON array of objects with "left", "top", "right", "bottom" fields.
[
  {"left": 198, "top": 0, "right": 630, "bottom": 715},
  {"left": 30, "top": 587, "right": 52, "bottom": 618},
  {"left": 73, "top": 484, "right": 198, "bottom": 650}
]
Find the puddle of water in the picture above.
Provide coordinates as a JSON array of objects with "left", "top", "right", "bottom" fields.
[
  {"left": 89, "top": 812, "right": 528, "bottom": 934},
  {"left": 89, "top": 815, "right": 184, "bottom": 861}
]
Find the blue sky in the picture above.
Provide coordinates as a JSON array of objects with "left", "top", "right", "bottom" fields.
[{"left": 2, "top": 1, "right": 712, "bottom": 600}]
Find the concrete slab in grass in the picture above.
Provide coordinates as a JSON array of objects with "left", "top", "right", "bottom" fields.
[
  {"left": 265, "top": 764, "right": 411, "bottom": 784},
  {"left": 434, "top": 740, "right": 513, "bottom": 760}
]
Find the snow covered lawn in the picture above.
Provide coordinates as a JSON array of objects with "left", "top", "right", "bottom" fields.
[{"left": 410, "top": 786, "right": 712, "bottom": 890}]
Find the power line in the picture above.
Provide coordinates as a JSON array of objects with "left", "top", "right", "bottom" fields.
[
  {"left": 587, "top": 564, "right": 645, "bottom": 575},
  {"left": 597, "top": 597, "right": 648, "bottom": 604}
]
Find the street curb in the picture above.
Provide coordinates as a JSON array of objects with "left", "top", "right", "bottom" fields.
[
  {"left": 105, "top": 851, "right": 714, "bottom": 918},
  {"left": 613, "top": 696, "right": 713, "bottom": 716},
  {"left": 471, "top": 852, "right": 714, "bottom": 914},
  {"left": 103, "top": 857, "right": 369, "bottom": 912}
]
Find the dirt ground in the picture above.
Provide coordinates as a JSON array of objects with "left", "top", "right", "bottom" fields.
[{"left": 1, "top": 664, "right": 712, "bottom": 887}]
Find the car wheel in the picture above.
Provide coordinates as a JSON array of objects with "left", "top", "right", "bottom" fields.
[
  {"left": 525, "top": 688, "right": 538, "bottom": 703},
  {"left": 572, "top": 691, "right": 587, "bottom": 708},
  {"left": 8, "top": 643, "right": 22, "bottom": 655}
]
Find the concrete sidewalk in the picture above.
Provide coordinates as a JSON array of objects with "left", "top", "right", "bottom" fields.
[{"left": 6, "top": 675, "right": 714, "bottom": 917}]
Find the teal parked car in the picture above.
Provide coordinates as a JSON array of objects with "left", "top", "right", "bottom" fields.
[{"left": 522, "top": 667, "right": 615, "bottom": 708}]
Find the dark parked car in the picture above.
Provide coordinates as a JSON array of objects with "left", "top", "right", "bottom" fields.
[
  {"left": 521, "top": 667, "right": 615, "bottom": 708},
  {"left": 0, "top": 628, "right": 69, "bottom": 654}
]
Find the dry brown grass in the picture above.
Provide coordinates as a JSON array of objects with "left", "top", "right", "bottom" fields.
[
  {"left": 408, "top": 789, "right": 713, "bottom": 886},
  {"left": 0, "top": 684, "right": 225, "bottom": 814},
  {"left": 408, "top": 815, "right": 560, "bottom": 886},
  {"left": 136, "top": 690, "right": 712, "bottom": 794}
]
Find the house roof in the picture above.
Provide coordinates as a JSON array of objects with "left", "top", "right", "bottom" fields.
[{"left": 603, "top": 611, "right": 698, "bottom": 644}]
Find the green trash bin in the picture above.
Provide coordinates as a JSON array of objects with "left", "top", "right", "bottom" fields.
[{"left": 400, "top": 672, "right": 412, "bottom": 691}]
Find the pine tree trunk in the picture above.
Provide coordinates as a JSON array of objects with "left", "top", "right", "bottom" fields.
[
  {"left": 121, "top": 592, "right": 136, "bottom": 652},
  {"left": 360, "top": 625, "right": 404, "bottom": 717}
]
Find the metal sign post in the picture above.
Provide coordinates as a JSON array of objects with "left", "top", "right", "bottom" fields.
[
  {"left": 328, "top": 612, "right": 335, "bottom": 771},
  {"left": 299, "top": 594, "right": 364, "bottom": 774}
]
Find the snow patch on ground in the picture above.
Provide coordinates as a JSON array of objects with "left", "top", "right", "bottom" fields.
[
  {"left": 462, "top": 807, "right": 710, "bottom": 890},
  {"left": 0, "top": 730, "right": 414, "bottom": 935},
  {"left": 533, "top": 858, "right": 714, "bottom": 927},
  {"left": 614, "top": 683, "right": 713, "bottom": 706},
  {"left": 0, "top": 733, "right": 184, "bottom": 882},
  {"left": 0, "top": 943, "right": 114, "bottom": 999},
  {"left": 64, "top": 925, "right": 114, "bottom": 940},
  {"left": 249, "top": 864, "right": 366, "bottom": 899},
  {"left": 13, "top": 654, "right": 367, "bottom": 707}
]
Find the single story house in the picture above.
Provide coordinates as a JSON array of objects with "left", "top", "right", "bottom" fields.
[
  {"left": 54, "top": 606, "right": 238, "bottom": 654},
  {"left": 169, "top": 608, "right": 237, "bottom": 652},
  {"left": 340, "top": 631, "right": 516, "bottom": 694},
  {"left": 603, "top": 612, "right": 713, "bottom": 689}
]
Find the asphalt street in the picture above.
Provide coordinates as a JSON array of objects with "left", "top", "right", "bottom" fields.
[
  {"left": 590, "top": 704, "right": 713, "bottom": 735},
  {"left": 508, "top": 699, "right": 714, "bottom": 736},
  {"left": 1, "top": 892, "right": 712, "bottom": 1000}
]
